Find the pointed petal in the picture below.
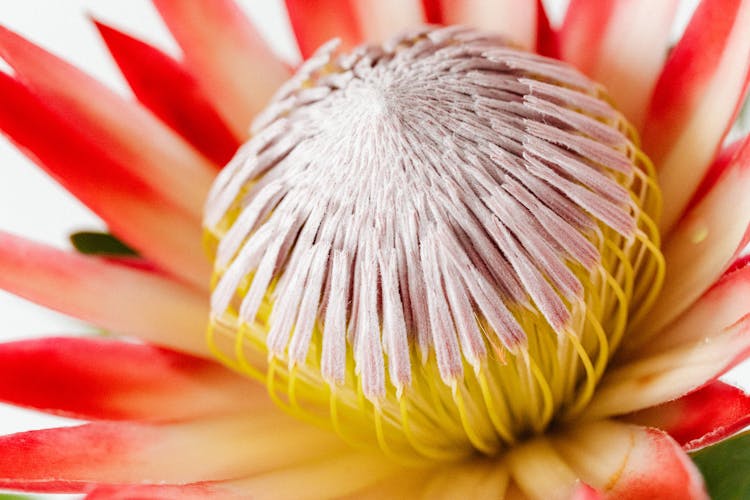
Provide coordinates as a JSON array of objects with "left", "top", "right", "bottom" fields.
[
  {"left": 90, "top": 456, "right": 502, "bottom": 500},
  {"left": 0, "top": 414, "right": 345, "bottom": 490},
  {"left": 687, "top": 137, "right": 746, "bottom": 212},
  {"left": 0, "top": 337, "right": 265, "bottom": 421},
  {"left": 559, "top": 0, "right": 613, "bottom": 75},
  {"left": 625, "top": 381, "right": 750, "bottom": 451},
  {"left": 638, "top": 135, "right": 750, "bottom": 339},
  {"left": 357, "top": 461, "right": 509, "bottom": 499},
  {"left": 86, "top": 483, "right": 242, "bottom": 500},
  {"left": 94, "top": 21, "right": 241, "bottom": 167},
  {"left": 633, "top": 251, "right": 750, "bottom": 355},
  {"left": 503, "top": 482, "right": 530, "bottom": 500},
  {"left": 560, "top": 0, "right": 678, "bottom": 128},
  {"left": 420, "top": 0, "right": 444, "bottom": 24},
  {"left": 351, "top": 473, "right": 434, "bottom": 500},
  {"left": 584, "top": 313, "right": 750, "bottom": 419},
  {"left": 571, "top": 482, "right": 603, "bottom": 500},
  {"left": 284, "top": 0, "right": 362, "bottom": 59},
  {"left": 437, "top": 0, "right": 538, "bottom": 50},
  {"left": 642, "top": 0, "right": 750, "bottom": 233},
  {"left": 0, "top": 480, "right": 88, "bottom": 494},
  {"left": 350, "top": 0, "right": 426, "bottom": 42},
  {"left": 153, "top": 0, "right": 291, "bottom": 137},
  {"left": 0, "top": 232, "right": 209, "bottom": 356},
  {"left": 223, "top": 452, "right": 400, "bottom": 500},
  {"left": 0, "top": 26, "right": 216, "bottom": 222},
  {"left": 554, "top": 421, "right": 708, "bottom": 499},
  {"left": 535, "top": 0, "right": 559, "bottom": 58},
  {"left": 417, "top": 460, "right": 509, "bottom": 499},
  {"left": 507, "top": 438, "right": 579, "bottom": 500},
  {"left": 97, "top": 453, "right": 404, "bottom": 500},
  {"left": 356, "top": 461, "right": 508, "bottom": 500},
  {"left": 726, "top": 253, "right": 750, "bottom": 275},
  {"left": 0, "top": 75, "right": 210, "bottom": 289}
]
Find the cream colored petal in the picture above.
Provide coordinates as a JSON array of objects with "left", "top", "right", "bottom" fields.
[
  {"left": 507, "top": 438, "right": 579, "bottom": 500},
  {"left": 0, "top": 232, "right": 209, "bottom": 357},
  {"left": 439, "top": 0, "right": 538, "bottom": 50},
  {"left": 0, "top": 26, "right": 216, "bottom": 222},
  {"left": 584, "top": 314, "right": 750, "bottom": 419},
  {"left": 632, "top": 138, "right": 750, "bottom": 346},
  {"left": 635, "top": 260, "right": 750, "bottom": 355},
  {"left": 153, "top": 0, "right": 292, "bottom": 137},
  {"left": 554, "top": 420, "right": 707, "bottom": 499},
  {"left": 643, "top": 0, "right": 750, "bottom": 233},
  {"left": 559, "top": 0, "right": 678, "bottom": 128},
  {"left": 226, "top": 452, "right": 401, "bottom": 500},
  {"left": 350, "top": 0, "right": 426, "bottom": 42},
  {"left": 0, "top": 413, "right": 349, "bottom": 488},
  {"left": 417, "top": 459, "right": 510, "bottom": 500}
]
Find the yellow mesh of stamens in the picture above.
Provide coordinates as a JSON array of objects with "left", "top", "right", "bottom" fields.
[{"left": 204, "top": 80, "right": 665, "bottom": 463}]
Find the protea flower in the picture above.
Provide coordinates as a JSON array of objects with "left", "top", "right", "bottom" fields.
[{"left": 1, "top": 0, "right": 750, "bottom": 498}]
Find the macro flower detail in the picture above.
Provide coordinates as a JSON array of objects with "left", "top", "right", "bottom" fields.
[
  {"left": 205, "top": 25, "right": 664, "bottom": 459},
  {"left": 0, "top": 0, "right": 749, "bottom": 499}
]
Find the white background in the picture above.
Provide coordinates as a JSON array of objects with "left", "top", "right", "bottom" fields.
[{"left": 0, "top": 1, "right": 746, "bottom": 496}]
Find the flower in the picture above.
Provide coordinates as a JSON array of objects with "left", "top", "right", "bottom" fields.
[{"left": 0, "top": 0, "right": 749, "bottom": 498}]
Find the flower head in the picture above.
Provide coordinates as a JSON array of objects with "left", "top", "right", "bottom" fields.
[
  {"left": 0, "top": 0, "right": 749, "bottom": 498},
  {"left": 205, "top": 25, "right": 664, "bottom": 460}
]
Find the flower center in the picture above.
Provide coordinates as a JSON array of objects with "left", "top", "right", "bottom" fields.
[{"left": 203, "top": 26, "right": 664, "bottom": 461}]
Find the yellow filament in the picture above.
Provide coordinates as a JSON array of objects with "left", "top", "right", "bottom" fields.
[
  {"left": 373, "top": 405, "right": 402, "bottom": 463},
  {"left": 597, "top": 255, "right": 631, "bottom": 353},
  {"left": 562, "top": 331, "right": 597, "bottom": 419},
  {"left": 629, "top": 226, "right": 667, "bottom": 327},
  {"left": 206, "top": 322, "right": 238, "bottom": 371},
  {"left": 477, "top": 370, "right": 516, "bottom": 444},
  {"left": 329, "top": 389, "right": 358, "bottom": 449},
  {"left": 399, "top": 397, "right": 470, "bottom": 461},
  {"left": 266, "top": 358, "right": 293, "bottom": 414},
  {"left": 235, "top": 324, "right": 264, "bottom": 380},
  {"left": 527, "top": 357, "right": 554, "bottom": 429},
  {"left": 453, "top": 384, "right": 499, "bottom": 456}
]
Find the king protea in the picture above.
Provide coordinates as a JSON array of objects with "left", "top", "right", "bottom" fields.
[{"left": 1, "top": 0, "right": 750, "bottom": 498}]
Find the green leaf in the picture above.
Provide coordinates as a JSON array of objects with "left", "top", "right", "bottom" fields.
[
  {"left": 691, "top": 431, "right": 750, "bottom": 500},
  {"left": 0, "top": 494, "right": 42, "bottom": 500},
  {"left": 70, "top": 231, "right": 138, "bottom": 257},
  {"left": 738, "top": 97, "right": 750, "bottom": 133}
]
